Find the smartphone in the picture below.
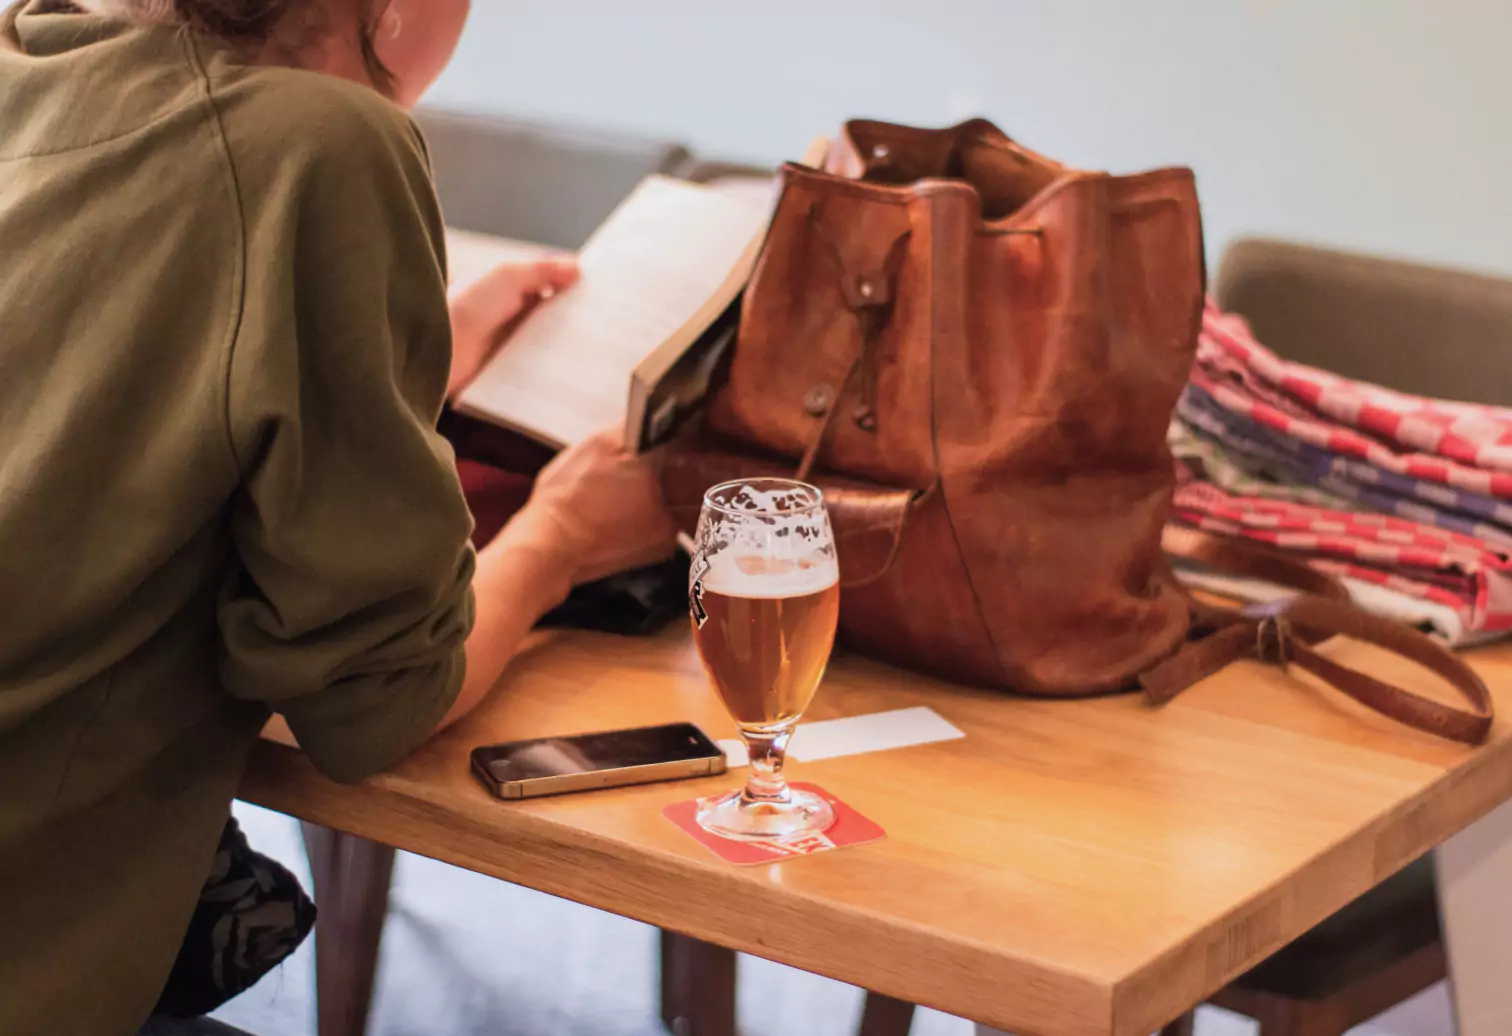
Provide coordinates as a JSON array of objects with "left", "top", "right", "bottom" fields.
[{"left": 470, "top": 721, "right": 727, "bottom": 800}]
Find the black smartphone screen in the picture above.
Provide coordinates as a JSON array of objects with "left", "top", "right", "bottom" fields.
[{"left": 471, "top": 722, "right": 722, "bottom": 785}]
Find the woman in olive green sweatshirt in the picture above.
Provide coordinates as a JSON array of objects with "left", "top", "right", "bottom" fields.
[{"left": 0, "top": 1, "right": 677, "bottom": 1032}]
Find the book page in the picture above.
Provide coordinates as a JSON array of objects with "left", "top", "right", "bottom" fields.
[
  {"left": 455, "top": 175, "right": 774, "bottom": 448},
  {"left": 443, "top": 227, "right": 553, "bottom": 292}
]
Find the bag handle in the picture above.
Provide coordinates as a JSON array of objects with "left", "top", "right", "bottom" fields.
[{"left": 1147, "top": 527, "right": 1495, "bottom": 745}]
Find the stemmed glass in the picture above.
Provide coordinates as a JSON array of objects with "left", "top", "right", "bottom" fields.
[{"left": 688, "top": 478, "right": 840, "bottom": 841}]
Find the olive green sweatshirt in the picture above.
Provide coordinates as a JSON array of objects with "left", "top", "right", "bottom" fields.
[{"left": 0, "top": 3, "right": 476, "bottom": 1032}]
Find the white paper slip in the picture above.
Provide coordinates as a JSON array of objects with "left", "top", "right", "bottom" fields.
[
  {"left": 716, "top": 739, "right": 749, "bottom": 767},
  {"left": 715, "top": 707, "right": 965, "bottom": 768}
]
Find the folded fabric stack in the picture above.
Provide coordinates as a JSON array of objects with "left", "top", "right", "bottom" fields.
[{"left": 1169, "top": 302, "right": 1512, "bottom": 646}]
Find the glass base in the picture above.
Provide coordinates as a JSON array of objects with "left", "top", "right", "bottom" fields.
[{"left": 695, "top": 786, "right": 836, "bottom": 843}]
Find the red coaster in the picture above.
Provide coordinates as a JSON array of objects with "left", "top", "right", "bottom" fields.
[{"left": 662, "top": 782, "right": 885, "bottom": 865}]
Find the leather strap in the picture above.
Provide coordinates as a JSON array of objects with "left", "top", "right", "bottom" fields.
[
  {"left": 1148, "top": 527, "right": 1495, "bottom": 745},
  {"left": 802, "top": 205, "right": 911, "bottom": 435},
  {"left": 1163, "top": 524, "right": 1351, "bottom": 604},
  {"left": 795, "top": 358, "right": 860, "bottom": 482}
]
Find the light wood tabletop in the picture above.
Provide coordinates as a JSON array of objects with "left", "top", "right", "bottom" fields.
[{"left": 241, "top": 624, "right": 1512, "bottom": 1036}]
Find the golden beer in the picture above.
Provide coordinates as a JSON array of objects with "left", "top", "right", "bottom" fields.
[
  {"left": 692, "top": 563, "right": 840, "bottom": 727},
  {"left": 689, "top": 478, "right": 839, "bottom": 841}
]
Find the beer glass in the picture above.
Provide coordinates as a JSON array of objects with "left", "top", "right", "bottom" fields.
[{"left": 689, "top": 478, "right": 840, "bottom": 841}]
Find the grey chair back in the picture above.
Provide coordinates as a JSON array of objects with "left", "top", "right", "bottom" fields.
[
  {"left": 1215, "top": 238, "right": 1512, "bottom": 406},
  {"left": 413, "top": 107, "right": 690, "bottom": 250}
]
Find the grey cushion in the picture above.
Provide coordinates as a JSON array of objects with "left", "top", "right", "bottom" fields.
[
  {"left": 1215, "top": 238, "right": 1512, "bottom": 407},
  {"left": 413, "top": 107, "right": 690, "bottom": 250}
]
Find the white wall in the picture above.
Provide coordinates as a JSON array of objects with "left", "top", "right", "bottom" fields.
[{"left": 428, "top": 1, "right": 1512, "bottom": 277}]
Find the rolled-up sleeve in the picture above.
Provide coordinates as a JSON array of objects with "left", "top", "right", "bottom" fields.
[{"left": 216, "top": 84, "right": 474, "bottom": 783}]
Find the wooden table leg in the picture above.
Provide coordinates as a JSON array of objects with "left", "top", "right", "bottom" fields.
[
  {"left": 1437, "top": 796, "right": 1512, "bottom": 1036},
  {"left": 301, "top": 823, "right": 397, "bottom": 1036},
  {"left": 857, "top": 992, "right": 915, "bottom": 1036},
  {"left": 659, "top": 929, "right": 736, "bottom": 1036}
]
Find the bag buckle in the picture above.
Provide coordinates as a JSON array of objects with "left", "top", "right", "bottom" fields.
[{"left": 1254, "top": 614, "right": 1293, "bottom": 673}]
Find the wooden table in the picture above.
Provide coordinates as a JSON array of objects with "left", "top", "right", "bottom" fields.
[{"left": 241, "top": 623, "right": 1512, "bottom": 1036}]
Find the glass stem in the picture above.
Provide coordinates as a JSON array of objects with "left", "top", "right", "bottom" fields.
[{"left": 741, "top": 725, "right": 794, "bottom": 805}]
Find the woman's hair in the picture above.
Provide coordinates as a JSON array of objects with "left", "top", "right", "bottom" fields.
[
  {"left": 78, "top": 1, "right": 394, "bottom": 92},
  {"left": 162, "top": 0, "right": 292, "bottom": 41}
]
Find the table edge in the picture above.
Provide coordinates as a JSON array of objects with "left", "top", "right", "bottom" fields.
[
  {"left": 240, "top": 739, "right": 1114, "bottom": 1036},
  {"left": 1110, "top": 728, "right": 1512, "bottom": 1036}
]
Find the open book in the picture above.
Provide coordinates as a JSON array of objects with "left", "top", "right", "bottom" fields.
[{"left": 452, "top": 139, "right": 827, "bottom": 451}]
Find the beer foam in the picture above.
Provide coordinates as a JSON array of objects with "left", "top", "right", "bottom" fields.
[{"left": 700, "top": 552, "right": 839, "bottom": 599}]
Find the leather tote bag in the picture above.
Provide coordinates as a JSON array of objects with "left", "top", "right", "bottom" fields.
[{"left": 661, "top": 118, "right": 1492, "bottom": 743}]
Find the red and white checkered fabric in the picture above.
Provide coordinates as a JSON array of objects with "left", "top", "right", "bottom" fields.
[
  {"left": 1197, "top": 302, "right": 1512, "bottom": 497},
  {"left": 1172, "top": 479, "right": 1512, "bottom": 635},
  {"left": 1177, "top": 302, "right": 1512, "bottom": 638}
]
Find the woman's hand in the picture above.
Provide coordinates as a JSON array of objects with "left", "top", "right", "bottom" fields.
[
  {"left": 447, "top": 257, "right": 579, "bottom": 398},
  {"left": 438, "top": 428, "right": 677, "bottom": 732},
  {"left": 519, "top": 427, "right": 679, "bottom": 586}
]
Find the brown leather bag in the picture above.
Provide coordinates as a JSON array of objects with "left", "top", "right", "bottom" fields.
[{"left": 663, "top": 118, "right": 1493, "bottom": 742}]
